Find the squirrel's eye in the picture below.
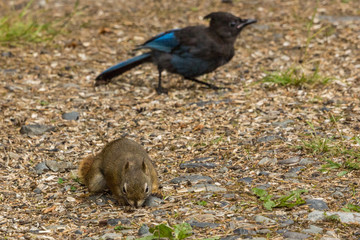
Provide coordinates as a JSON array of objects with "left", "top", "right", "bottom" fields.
[
  {"left": 229, "top": 21, "right": 236, "bottom": 27},
  {"left": 122, "top": 184, "right": 127, "bottom": 194},
  {"left": 144, "top": 183, "right": 149, "bottom": 193}
]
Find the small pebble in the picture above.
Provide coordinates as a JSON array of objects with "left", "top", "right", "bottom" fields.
[{"left": 62, "top": 111, "right": 80, "bottom": 120}]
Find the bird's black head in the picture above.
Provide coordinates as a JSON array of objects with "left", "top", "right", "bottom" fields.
[{"left": 204, "top": 12, "right": 256, "bottom": 40}]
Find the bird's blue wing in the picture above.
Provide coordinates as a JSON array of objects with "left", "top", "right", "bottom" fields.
[{"left": 137, "top": 29, "right": 180, "bottom": 53}]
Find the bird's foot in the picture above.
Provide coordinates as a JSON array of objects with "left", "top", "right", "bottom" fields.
[{"left": 155, "top": 86, "right": 168, "bottom": 95}]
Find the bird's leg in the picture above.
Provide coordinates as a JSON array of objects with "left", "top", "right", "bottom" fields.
[
  {"left": 156, "top": 67, "right": 168, "bottom": 94},
  {"left": 185, "top": 77, "right": 220, "bottom": 90}
]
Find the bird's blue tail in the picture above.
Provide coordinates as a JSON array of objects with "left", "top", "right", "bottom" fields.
[{"left": 95, "top": 53, "right": 152, "bottom": 86}]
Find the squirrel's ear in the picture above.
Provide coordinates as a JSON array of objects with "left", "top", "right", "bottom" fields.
[
  {"left": 124, "top": 161, "right": 130, "bottom": 170},
  {"left": 142, "top": 159, "right": 147, "bottom": 172}
]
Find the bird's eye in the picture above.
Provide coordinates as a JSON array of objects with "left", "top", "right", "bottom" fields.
[{"left": 229, "top": 21, "right": 236, "bottom": 27}]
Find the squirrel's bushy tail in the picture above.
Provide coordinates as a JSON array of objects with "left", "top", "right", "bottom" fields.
[
  {"left": 78, "top": 155, "right": 95, "bottom": 184},
  {"left": 79, "top": 155, "right": 106, "bottom": 192}
]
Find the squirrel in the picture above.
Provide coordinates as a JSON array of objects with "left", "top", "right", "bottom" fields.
[{"left": 79, "top": 138, "right": 159, "bottom": 208}]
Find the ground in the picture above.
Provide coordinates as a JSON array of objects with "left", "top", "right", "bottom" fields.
[{"left": 0, "top": 0, "right": 360, "bottom": 239}]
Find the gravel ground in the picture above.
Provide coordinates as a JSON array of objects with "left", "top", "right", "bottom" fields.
[{"left": 1, "top": 0, "right": 360, "bottom": 239}]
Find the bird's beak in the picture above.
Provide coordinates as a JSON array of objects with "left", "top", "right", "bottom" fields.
[{"left": 237, "top": 19, "right": 257, "bottom": 29}]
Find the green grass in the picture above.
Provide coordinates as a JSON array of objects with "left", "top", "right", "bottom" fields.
[
  {"left": 57, "top": 178, "right": 64, "bottom": 184},
  {"left": 263, "top": 3, "right": 333, "bottom": 88},
  {"left": 299, "top": 120, "right": 360, "bottom": 176},
  {"left": 252, "top": 188, "right": 307, "bottom": 211},
  {"left": 262, "top": 67, "right": 332, "bottom": 87},
  {"left": 137, "top": 223, "right": 192, "bottom": 240},
  {"left": 195, "top": 200, "right": 208, "bottom": 206},
  {"left": 342, "top": 203, "right": 360, "bottom": 212},
  {"left": 0, "top": 0, "right": 78, "bottom": 44}
]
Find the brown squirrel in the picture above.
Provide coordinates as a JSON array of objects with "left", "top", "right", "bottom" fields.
[{"left": 79, "top": 138, "right": 159, "bottom": 208}]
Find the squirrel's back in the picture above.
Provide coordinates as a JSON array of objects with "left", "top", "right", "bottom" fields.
[{"left": 78, "top": 138, "right": 159, "bottom": 208}]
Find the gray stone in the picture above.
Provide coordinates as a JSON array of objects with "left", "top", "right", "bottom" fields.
[
  {"left": 100, "top": 232, "right": 123, "bottom": 239},
  {"left": 299, "top": 158, "right": 315, "bottom": 165},
  {"left": 280, "top": 219, "right": 294, "bottom": 227},
  {"left": 278, "top": 156, "right": 300, "bottom": 165},
  {"left": 170, "top": 174, "right": 212, "bottom": 184},
  {"left": 20, "top": 124, "right": 56, "bottom": 135},
  {"left": 302, "top": 225, "right": 323, "bottom": 234},
  {"left": 256, "top": 184, "right": 271, "bottom": 190},
  {"left": 188, "top": 183, "right": 226, "bottom": 193},
  {"left": 254, "top": 215, "right": 276, "bottom": 224},
  {"left": 45, "top": 160, "right": 74, "bottom": 172},
  {"left": 219, "top": 201, "right": 229, "bottom": 207},
  {"left": 307, "top": 210, "right": 360, "bottom": 224},
  {"left": 283, "top": 231, "right": 310, "bottom": 239},
  {"left": 331, "top": 191, "right": 344, "bottom": 199},
  {"left": 62, "top": 111, "right": 79, "bottom": 120},
  {"left": 220, "top": 236, "right": 241, "bottom": 240},
  {"left": 239, "top": 177, "right": 253, "bottom": 184},
  {"left": 258, "top": 171, "right": 270, "bottom": 176},
  {"left": 33, "top": 188, "right": 42, "bottom": 194},
  {"left": 288, "top": 166, "right": 305, "bottom": 173},
  {"left": 258, "top": 157, "right": 277, "bottom": 166},
  {"left": 34, "top": 162, "right": 49, "bottom": 175},
  {"left": 306, "top": 199, "right": 329, "bottom": 210},
  {"left": 277, "top": 229, "right": 287, "bottom": 234},
  {"left": 180, "top": 157, "right": 217, "bottom": 169},
  {"left": 107, "top": 219, "right": 119, "bottom": 226},
  {"left": 233, "top": 228, "right": 249, "bottom": 235},
  {"left": 2, "top": 51, "right": 14, "bottom": 57},
  {"left": 8, "top": 152, "right": 21, "bottom": 160},
  {"left": 88, "top": 195, "right": 108, "bottom": 205},
  {"left": 151, "top": 209, "right": 167, "bottom": 216},
  {"left": 3, "top": 69, "right": 17, "bottom": 75},
  {"left": 257, "top": 135, "right": 279, "bottom": 143},
  {"left": 5, "top": 84, "right": 22, "bottom": 92},
  {"left": 144, "top": 196, "right": 163, "bottom": 207},
  {"left": 284, "top": 172, "right": 298, "bottom": 178},
  {"left": 107, "top": 218, "right": 131, "bottom": 226},
  {"left": 138, "top": 224, "right": 150, "bottom": 236},
  {"left": 219, "top": 167, "right": 228, "bottom": 173},
  {"left": 257, "top": 229, "right": 271, "bottom": 234},
  {"left": 272, "top": 119, "right": 294, "bottom": 128},
  {"left": 188, "top": 220, "right": 220, "bottom": 228}
]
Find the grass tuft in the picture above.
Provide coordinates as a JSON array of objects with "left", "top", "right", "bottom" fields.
[
  {"left": 299, "top": 120, "right": 360, "bottom": 177},
  {"left": 252, "top": 188, "right": 307, "bottom": 211},
  {"left": 0, "top": 0, "right": 79, "bottom": 44},
  {"left": 262, "top": 67, "right": 332, "bottom": 87}
]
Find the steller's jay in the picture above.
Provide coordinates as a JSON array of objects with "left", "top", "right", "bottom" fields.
[{"left": 95, "top": 12, "right": 256, "bottom": 94}]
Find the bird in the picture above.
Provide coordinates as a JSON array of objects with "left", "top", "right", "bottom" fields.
[{"left": 95, "top": 12, "right": 256, "bottom": 94}]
